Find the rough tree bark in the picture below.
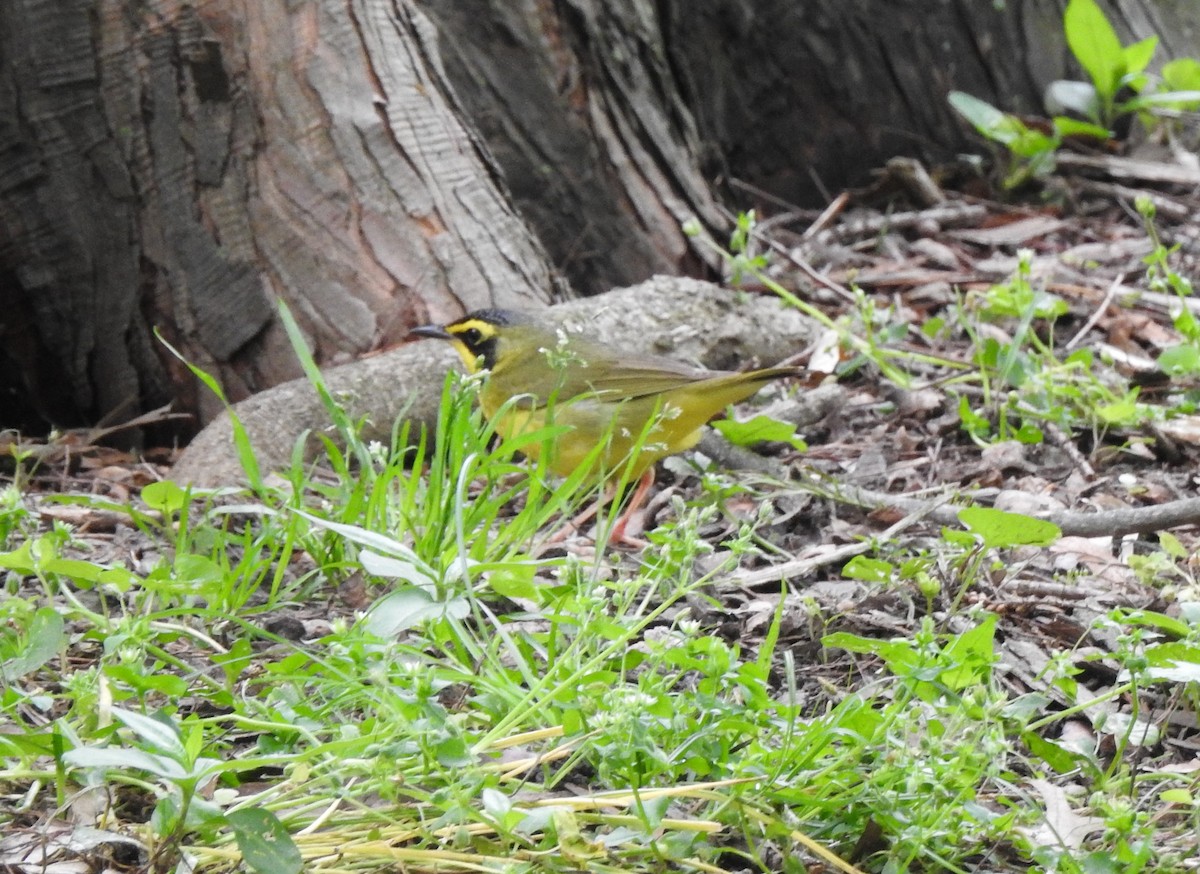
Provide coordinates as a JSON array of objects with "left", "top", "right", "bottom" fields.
[
  {"left": 1, "top": 0, "right": 1196, "bottom": 436},
  {"left": 0, "top": 0, "right": 558, "bottom": 433},
  {"left": 426, "top": 0, "right": 1200, "bottom": 232}
]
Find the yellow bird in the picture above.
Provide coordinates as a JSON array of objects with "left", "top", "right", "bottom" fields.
[{"left": 411, "top": 308, "right": 801, "bottom": 537}]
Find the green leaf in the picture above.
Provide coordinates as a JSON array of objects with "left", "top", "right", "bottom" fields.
[
  {"left": 0, "top": 539, "right": 35, "bottom": 573},
  {"left": 0, "top": 608, "right": 64, "bottom": 682},
  {"left": 1159, "top": 344, "right": 1200, "bottom": 376},
  {"left": 359, "top": 588, "right": 469, "bottom": 637},
  {"left": 1113, "top": 608, "right": 1191, "bottom": 638},
  {"left": 104, "top": 664, "right": 191, "bottom": 698},
  {"left": 941, "top": 613, "right": 997, "bottom": 689},
  {"left": 358, "top": 550, "right": 438, "bottom": 588},
  {"left": 1142, "top": 642, "right": 1200, "bottom": 684},
  {"left": 1122, "top": 90, "right": 1200, "bottom": 112},
  {"left": 957, "top": 395, "right": 992, "bottom": 439},
  {"left": 1024, "top": 731, "right": 1086, "bottom": 774},
  {"left": 487, "top": 564, "right": 540, "bottom": 601},
  {"left": 1052, "top": 116, "right": 1111, "bottom": 140},
  {"left": 1046, "top": 80, "right": 1102, "bottom": 120},
  {"left": 64, "top": 747, "right": 188, "bottom": 780},
  {"left": 175, "top": 554, "right": 226, "bottom": 586},
  {"left": 1064, "top": 0, "right": 1125, "bottom": 103},
  {"left": 141, "top": 480, "right": 189, "bottom": 515},
  {"left": 711, "top": 414, "right": 806, "bottom": 450},
  {"left": 823, "top": 631, "right": 918, "bottom": 676},
  {"left": 840, "top": 555, "right": 894, "bottom": 583},
  {"left": 1121, "top": 36, "right": 1158, "bottom": 78},
  {"left": 292, "top": 511, "right": 438, "bottom": 577},
  {"left": 1163, "top": 58, "right": 1200, "bottom": 91},
  {"left": 37, "top": 556, "right": 111, "bottom": 589},
  {"left": 958, "top": 506, "right": 1060, "bottom": 548},
  {"left": 435, "top": 734, "right": 473, "bottom": 767},
  {"left": 1095, "top": 393, "right": 1141, "bottom": 425},
  {"left": 1160, "top": 788, "right": 1193, "bottom": 805},
  {"left": 113, "top": 708, "right": 188, "bottom": 760},
  {"left": 1014, "top": 422, "right": 1044, "bottom": 445},
  {"left": 948, "top": 91, "right": 1024, "bottom": 145},
  {"left": 227, "top": 807, "right": 303, "bottom": 874},
  {"left": 1158, "top": 532, "right": 1189, "bottom": 560}
]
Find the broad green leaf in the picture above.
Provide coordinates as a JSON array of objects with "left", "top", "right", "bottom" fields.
[
  {"left": 97, "top": 567, "right": 139, "bottom": 593},
  {"left": 227, "top": 807, "right": 303, "bottom": 874},
  {"left": 1052, "top": 116, "right": 1111, "bottom": 140},
  {"left": 1095, "top": 394, "right": 1141, "bottom": 425},
  {"left": 1163, "top": 58, "right": 1200, "bottom": 91},
  {"left": 0, "top": 732, "right": 58, "bottom": 758},
  {"left": 435, "top": 734, "right": 473, "bottom": 767},
  {"left": 482, "top": 786, "right": 513, "bottom": 820},
  {"left": 948, "top": 91, "right": 1023, "bottom": 145},
  {"left": 1064, "top": 0, "right": 1125, "bottom": 102},
  {"left": 359, "top": 588, "right": 469, "bottom": 637},
  {"left": 293, "top": 510, "right": 438, "bottom": 576},
  {"left": 0, "top": 540, "right": 35, "bottom": 573},
  {"left": 1097, "top": 711, "right": 1159, "bottom": 746},
  {"left": 1024, "top": 731, "right": 1086, "bottom": 774},
  {"left": 1158, "top": 532, "right": 1189, "bottom": 560},
  {"left": 958, "top": 506, "right": 1060, "bottom": 548},
  {"left": 0, "top": 608, "right": 64, "bottom": 681},
  {"left": 957, "top": 395, "right": 991, "bottom": 439},
  {"left": 840, "top": 555, "right": 894, "bottom": 583},
  {"left": 141, "top": 480, "right": 189, "bottom": 515},
  {"left": 104, "top": 664, "right": 190, "bottom": 698},
  {"left": 64, "top": 747, "right": 187, "bottom": 780},
  {"left": 1046, "top": 80, "right": 1101, "bottom": 120},
  {"left": 175, "top": 553, "right": 225, "bottom": 586},
  {"left": 487, "top": 564, "right": 540, "bottom": 601},
  {"left": 1159, "top": 345, "right": 1200, "bottom": 376},
  {"left": 1015, "top": 422, "right": 1044, "bottom": 445},
  {"left": 1122, "top": 90, "right": 1200, "bottom": 112},
  {"left": 941, "top": 613, "right": 997, "bottom": 689},
  {"left": 37, "top": 556, "right": 111, "bottom": 589},
  {"left": 1160, "top": 789, "right": 1193, "bottom": 805},
  {"left": 1142, "top": 642, "right": 1200, "bottom": 684},
  {"left": 1121, "top": 36, "right": 1158, "bottom": 77},
  {"left": 358, "top": 550, "right": 437, "bottom": 588},
  {"left": 712, "top": 414, "right": 806, "bottom": 450},
  {"left": 113, "top": 708, "right": 188, "bottom": 760},
  {"left": 823, "top": 631, "right": 919, "bottom": 676}
]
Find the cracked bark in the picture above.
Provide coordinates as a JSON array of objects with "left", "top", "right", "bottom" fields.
[
  {"left": 2, "top": 0, "right": 1196, "bottom": 436},
  {"left": 1, "top": 0, "right": 556, "bottom": 434}
]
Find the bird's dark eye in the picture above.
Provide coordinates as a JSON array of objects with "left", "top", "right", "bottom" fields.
[{"left": 462, "top": 328, "right": 483, "bottom": 346}]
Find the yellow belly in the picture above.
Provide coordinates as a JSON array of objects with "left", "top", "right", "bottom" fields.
[
  {"left": 476, "top": 365, "right": 792, "bottom": 480},
  {"left": 482, "top": 391, "right": 700, "bottom": 479}
]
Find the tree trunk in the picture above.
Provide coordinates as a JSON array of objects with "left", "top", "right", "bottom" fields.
[
  {"left": 662, "top": 0, "right": 1200, "bottom": 207},
  {"left": 426, "top": 0, "right": 1200, "bottom": 222},
  {"left": 418, "top": 0, "right": 728, "bottom": 298},
  {"left": 2, "top": 0, "right": 1196, "bottom": 435},
  {"left": 0, "top": 0, "right": 558, "bottom": 434}
]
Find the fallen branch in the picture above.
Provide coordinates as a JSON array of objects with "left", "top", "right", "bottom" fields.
[
  {"left": 826, "top": 480, "right": 1200, "bottom": 539},
  {"left": 172, "top": 277, "right": 818, "bottom": 487}
]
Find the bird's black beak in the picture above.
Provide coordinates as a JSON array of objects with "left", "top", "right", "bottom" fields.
[{"left": 409, "top": 323, "right": 451, "bottom": 341}]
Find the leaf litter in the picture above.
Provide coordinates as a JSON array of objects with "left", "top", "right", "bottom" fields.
[{"left": 6, "top": 153, "right": 1200, "bottom": 870}]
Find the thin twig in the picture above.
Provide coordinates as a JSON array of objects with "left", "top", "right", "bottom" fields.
[
  {"left": 1064, "top": 273, "right": 1123, "bottom": 352},
  {"left": 823, "top": 480, "right": 1200, "bottom": 539},
  {"left": 722, "top": 499, "right": 946, "bottom": 587}
]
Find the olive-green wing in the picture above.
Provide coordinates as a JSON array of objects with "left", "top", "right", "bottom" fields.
[
  {"left": 498, "top": 331, "right": 716, "bottom": 405},
  {"left": 582, "top": 358, "right": 723, "bottom": 401},
  {"left": 495, "top": 326, "right": 798, "bottom": 409}
]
